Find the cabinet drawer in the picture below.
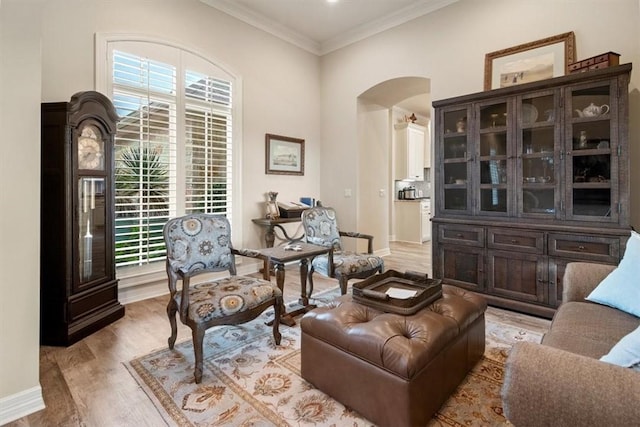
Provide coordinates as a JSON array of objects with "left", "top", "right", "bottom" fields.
[
  {"left": 488, "top": 228, "right": 544, "bottom": 254},
  {"left": 568, "top": 62, "right": 582, "bottom": 72},
  {"left": 548, "top": 233, "right": 620, "bottom": 263},
  {"left": 438, "top": 224, "right": 485, "bottom": 247}
]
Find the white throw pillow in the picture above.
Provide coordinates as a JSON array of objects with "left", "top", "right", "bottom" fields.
[
  {"left": 586, "top": 230, "right": 640, "bottom": 317},
  {"left": 600, "top": 325, "right": 640, "bottom": 371}
]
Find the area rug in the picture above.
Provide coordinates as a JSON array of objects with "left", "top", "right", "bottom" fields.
[{"left": 127, "top": 288, "right": 550, "bottom": 426}]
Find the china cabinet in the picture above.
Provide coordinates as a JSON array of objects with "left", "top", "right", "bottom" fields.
[
  {"left": 432, "top": 64, "right": 632, "bottom": 318},
  {"left": 395, "top": 122, "right": 425, "bottom": 181},
  {"left": 40, "top": 91, "right": 124, "bottom": 345}
]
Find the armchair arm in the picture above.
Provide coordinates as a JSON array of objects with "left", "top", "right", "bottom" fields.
[
  {"left": 502, "top": 342, "right": 640, "bottom": 427},
  {"left": 339, "top": 231, "right": 374, "bottom": 254},
  {"left": 232, "top": 247, "right": 264, "bottom": 259},
  {"left": 233, "top": 248, "right": 269, "bottom": 279},
  {"left": 563, "top": 262, "right": 616, "bottom": 302}
]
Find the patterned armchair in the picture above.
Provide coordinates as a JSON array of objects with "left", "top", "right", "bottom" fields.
[
  {"left": 301, "top": 206, "right": 384, "bottom": 295},
  {"left": 163, "top": 214, "right": 282, "bottom": 383}
]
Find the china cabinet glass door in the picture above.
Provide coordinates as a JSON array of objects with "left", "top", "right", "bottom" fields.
[
  {"left": 566, "top": 81, "right": 617, "bottom": 222},
  {"left": 518, "top": 90, "right": 559, "bottom": 218},
  {"left": 477, "top": 100, "right": 510, "bottom": 215},
  {"left": 441, "top": 107, "right": 471, "bottom": 213}
]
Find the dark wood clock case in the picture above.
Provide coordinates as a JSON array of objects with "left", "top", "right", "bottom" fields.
[{"left": 40, "top": 91, "right": 125, "bottom": 346}]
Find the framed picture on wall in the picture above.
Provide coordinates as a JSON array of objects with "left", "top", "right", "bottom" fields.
[
  {"left": 484, "top": 31, "right": 576, "bottom": 90},
  {"left": 265, "top": 133, "right": 305, "bottom": 176}
]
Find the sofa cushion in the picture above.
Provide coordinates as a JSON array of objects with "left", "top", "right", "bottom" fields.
[
  {"left": 586, "top": 230, "right": 640, "bottom": 317},
  {"left": 542, "top": 301, "right": 640, "bottom": 358},
  {"left": 600, "top": 325, "right": 640, "bottom": 371}
]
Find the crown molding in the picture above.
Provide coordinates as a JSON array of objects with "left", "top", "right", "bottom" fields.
[
  {"left": 200, "top": 0, "right": 458, "bottom": 56},
  {"left": 200, "top": 0, "right": 322, "bottom": 55},
  {"left": 321, "top": 0, "right": 458, "bottom": 55}
]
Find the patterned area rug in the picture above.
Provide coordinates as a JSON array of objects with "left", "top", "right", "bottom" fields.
[{"left": 127, "top": 288, "right": 550, "bottom": 426}]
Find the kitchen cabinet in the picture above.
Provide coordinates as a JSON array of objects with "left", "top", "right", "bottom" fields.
[
  {"left": 424, "top": 122, "right": 432, "bottom": 168},
  {"left": 432, "top": 64, "right": 632, "bottom": 318},
  {"left": 421, "top": 199, "right": 431, "bottom": 241},
  {"left": 395, "top": 199, "right": 430, "bottom": 243},
  {"left": 395, "top": 122, "right": 425, "bottom": 181}
]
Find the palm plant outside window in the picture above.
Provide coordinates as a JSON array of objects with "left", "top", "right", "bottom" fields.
[{"left": 110, "top": 48, "right": 233, "bottom": 268}]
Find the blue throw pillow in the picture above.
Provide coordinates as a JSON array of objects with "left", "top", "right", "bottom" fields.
[
  {"left": 586, "top": 230, "right": 640, "bottom": 317},
  {"left": 600, "top": 325, "right": 640, "bottom": 371}
]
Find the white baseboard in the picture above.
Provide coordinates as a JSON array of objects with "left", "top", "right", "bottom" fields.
[
  {"left": 375, "top": 247, "right": 391, "bottom": 257},
  {"left": 0, "top": 386, "right": 45, "bottom": 425},
  {"left": 119, "top": 281, "right": 168, "bottom": 305}
]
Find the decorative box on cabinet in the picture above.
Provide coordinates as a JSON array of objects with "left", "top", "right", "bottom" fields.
[
  {"left": 395, "top": 122, "right": 425, "bottom": 181},
  {"left": 40, "top": 91, "right": 125, "bottom": 345},
  {"left": 432, "top": 64, "right": 632, "bottom": 318},
  {"left": 569, "top": 52, "right": 620, "bottom": 74}
]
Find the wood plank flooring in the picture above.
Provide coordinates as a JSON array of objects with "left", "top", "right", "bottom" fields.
[{"left": 8, "top": 241, "right": 431, "bottom": 427}]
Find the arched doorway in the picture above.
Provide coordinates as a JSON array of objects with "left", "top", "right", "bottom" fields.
[{"left": 356, "top": 77, "right": 431, "bottom": 253}]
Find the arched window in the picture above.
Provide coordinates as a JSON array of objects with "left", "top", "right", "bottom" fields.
[{"left": 96, "top": 36, "right": 241, "bottom": 273}]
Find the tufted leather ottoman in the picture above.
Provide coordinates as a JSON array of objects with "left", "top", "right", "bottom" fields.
[{"left": 300, "top": 285, "right": 487, "bottom": 427}]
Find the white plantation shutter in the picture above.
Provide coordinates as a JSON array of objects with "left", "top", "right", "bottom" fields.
[
  {"left": 108, "top": 45, "right": 234, "bottom": 268},
  {"left": 184, "top": 71, "right": 233, "bottom": 215}
]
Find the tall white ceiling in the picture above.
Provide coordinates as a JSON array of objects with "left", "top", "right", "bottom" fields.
[
  {"left": 200, "top": 0, "right": 449, "bottom": 117},
  {"left": 200, "top": 0, "right": 457, "bottom": 56}
]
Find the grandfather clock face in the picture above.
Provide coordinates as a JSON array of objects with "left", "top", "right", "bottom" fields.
[{"left": 77, "top": 124, "right": 105, "bottom": 170}]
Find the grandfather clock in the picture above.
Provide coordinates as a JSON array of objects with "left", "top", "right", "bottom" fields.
[{"left": 40, "top": 91, "right": 125, "bottom": 346}]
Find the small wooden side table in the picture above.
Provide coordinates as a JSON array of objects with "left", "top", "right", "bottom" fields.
[
  {"left": 254, "top": 243, "right": 332, "bottom": 326},
  {"left": 251, "top": 217, "right": 303, "bottom": 247}
]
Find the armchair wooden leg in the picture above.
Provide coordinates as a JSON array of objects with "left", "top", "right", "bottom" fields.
[
  {"left": 339, "top": 277, "right": 348, "bottom": 295},
  {"left": 192, "top": 327, "right": 205, "bottom": 384},
  {"left": 272, "top": 296, "right": 282, "bottom": 345},
  {"left": 167, "top": 298, "right": 178, "bottom": 349}
]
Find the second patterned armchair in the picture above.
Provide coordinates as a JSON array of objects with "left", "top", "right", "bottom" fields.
[{"left": 301, "top": 206, "right": 384, "bottom": 295}]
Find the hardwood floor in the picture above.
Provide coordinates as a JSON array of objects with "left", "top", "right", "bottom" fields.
[{"left": 8, "top": 241, "right": 431, "bottom": 427}]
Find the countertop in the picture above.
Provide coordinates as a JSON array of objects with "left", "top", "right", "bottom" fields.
[{"left": 395, "top": 197, "right": 430, "bottom": 202}]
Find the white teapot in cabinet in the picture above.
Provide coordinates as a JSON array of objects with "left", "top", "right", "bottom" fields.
[{"left": 576, "top": 102, "right": 610, "bottom": 117}]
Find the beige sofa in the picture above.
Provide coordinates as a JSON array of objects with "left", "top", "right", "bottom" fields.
[{"left": 501, "top": 262, "right": 640, "bottom": 427}]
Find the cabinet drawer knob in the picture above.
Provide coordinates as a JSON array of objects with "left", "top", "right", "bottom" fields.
[
  {"left": 456, "top": 233, "right": 464, "bottom": 238},
  {"left": 578, "top": 245, "right": 586, "bottom": 250},
  {"left": 511, "top": 239, "right": 518, "bottom": 244}
]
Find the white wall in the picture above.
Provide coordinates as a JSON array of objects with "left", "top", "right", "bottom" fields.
[
  {"left": 320, "top": 0, "right": 640, "bottom": 237},
  {"left": 2, "top": 0, "right": 639, "bottom": 420},
  {"left": 356, "top": 101, "right": 390, "bottom": 252},
  {"left": 0, "top": 0, "right": 322, "bottom": 418},
  {"left": 39, "top": 0, "right": 322, "bottom": 250},
  {"left": 0, "top": 0, "right": 46, "bottom": 422}
]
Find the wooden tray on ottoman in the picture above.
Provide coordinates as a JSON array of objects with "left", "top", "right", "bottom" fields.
[{"left": 352, "top": 270, "right": 442, "bottom": 315}]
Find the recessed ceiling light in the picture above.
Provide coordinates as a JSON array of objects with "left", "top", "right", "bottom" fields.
[{"left": 327, "top": 0, "right": 339, "bottom": 3}]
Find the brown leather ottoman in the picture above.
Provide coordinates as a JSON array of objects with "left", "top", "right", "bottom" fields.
[{"left": 300, "top": 285, "right": 487, "bottom": 427}]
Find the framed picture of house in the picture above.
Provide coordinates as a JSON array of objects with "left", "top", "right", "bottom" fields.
[
  {"left": 484, "top": 31, "right": 576, "bottom": 90},
  {"left": 265, "top": 133, "right": 305, "bottom": 175}
]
